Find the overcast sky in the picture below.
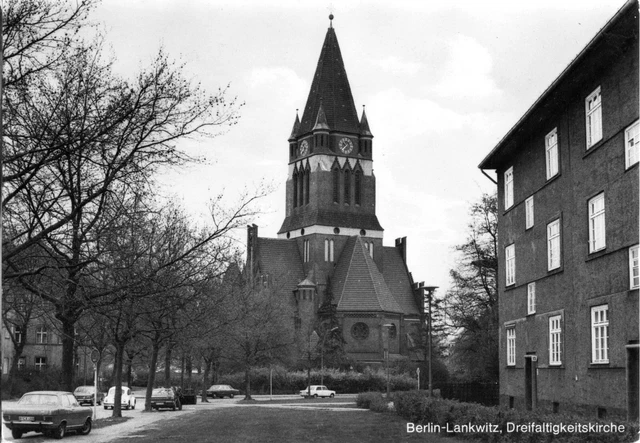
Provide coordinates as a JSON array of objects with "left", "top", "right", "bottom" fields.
[{"left": 94, "top": 0, "right": 627, "bottom": 296}]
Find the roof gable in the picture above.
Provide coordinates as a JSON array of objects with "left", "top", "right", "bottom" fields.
[
  {"left": 382, "top": 247, "right": 420, "bottom": 315},
  {"left": 255, "top": 238, "right": 305, "bottom": 293}
]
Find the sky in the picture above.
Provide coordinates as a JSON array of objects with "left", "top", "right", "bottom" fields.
[{"left": 93, "top": 0, "right": 628, "bottom": 296}]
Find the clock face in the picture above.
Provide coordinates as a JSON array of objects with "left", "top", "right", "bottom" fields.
[
  {"left": 338, "top": 137, "right": 354, "bottom": 154},
  {"left": 299, "top": 140, "right": 309, "bottom": 156}
]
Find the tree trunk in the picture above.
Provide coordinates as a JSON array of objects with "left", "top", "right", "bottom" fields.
[
  {"left": 164, "top": 343, "right": 172, "bottom": 386},
  {"left": 112, "top": 342, "right": 125, "bottom": 417},
  {"left": 186, "top": 355, "right": 192, "bottom": 384},
  {"left": 60, "top": 318, "right": 78, "bottom": 391},
  {"left": 200, "top": 359, "right": 211, "bottom": 403},
  {"left": 145, "top": 341, "right": 160, "bottom": 411},
  {"left": 244, "top": 364, "right": 252, "bottom": 400}
]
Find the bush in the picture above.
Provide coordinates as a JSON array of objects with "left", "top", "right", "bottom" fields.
[{"left": 393, "top": 391, "right": 639, "bottom": 443}]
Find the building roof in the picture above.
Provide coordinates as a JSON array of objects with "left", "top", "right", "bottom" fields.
[
  {"left": 479, "top": 0, "right": 638, "bottom": 170},
  {"left": 382, "top": 246, "right": 420, "bottom": 315},
  {"left": 278, "top": 210, "right": 383, "bottom": 234},
  {"left": 332, "top": 236, "right": 404, "bottom": 314},
  {"left": 298, "top": 26, "right": 360, "bottom": 136},
  {"left": 255, "top": 237, "right": 305, "bottom": 294}
]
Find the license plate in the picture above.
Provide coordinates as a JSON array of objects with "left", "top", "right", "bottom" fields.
[{"left": 18, "top": 416, "right": 34, "bottom": 421}]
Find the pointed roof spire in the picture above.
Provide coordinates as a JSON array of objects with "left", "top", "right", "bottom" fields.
[
  {"left": 299, "top": 21, "right": 360, "bottom": 136},
  {"left": 288, "top": 109, "right": 301, "bottom": 141},
  {"left": 359, "top": 105, "right": 373, "bottom": 137},
  {"left": 313, "top": 100, "right": 330, "bottom": 131},
  {"left": 329, "top": 13, "right": 334, "bottom": 28}
]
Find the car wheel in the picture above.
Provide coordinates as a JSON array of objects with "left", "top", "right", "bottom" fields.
[
  {"left": 330, "top": 393, "right": 335, "bottom": 398},
  {"left": 104, "top": 405, "right": 108, "bottom": 410},
  {"left": 11, "top": 429, "right": 23, "bottom": 439},
  {"left": 52, "top": 422, "right": 66, "bottom": 439},
  {"left": 79, "top": 418, "right": 92, "bottom": 436},
  {"left": 229, "top": 394, "right": 234, "bottom": 399},
  {"left": 314, "top": 394, "right": 318, "bottom": 398},
  {"left": 132, "top": 400, "right": 136, "bottom": 410}
]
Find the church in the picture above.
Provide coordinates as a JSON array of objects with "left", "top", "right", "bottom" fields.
[{"left": 246, "top": 16, "right": 426, "bottom": 365}]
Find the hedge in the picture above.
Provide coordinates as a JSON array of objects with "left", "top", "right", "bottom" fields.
[{"left": 391, "top": 391, "right": 639, "bottom": 443}]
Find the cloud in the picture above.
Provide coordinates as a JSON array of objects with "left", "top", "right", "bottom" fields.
[
  {"left": 245, "top": 66, "right": 308, "bottom": 108},
  {"left": 371, "top": 55, "right": 422, "bottom": 76},
  {"left": 433, "top": 35, "right": 501, "bottom": 100}
]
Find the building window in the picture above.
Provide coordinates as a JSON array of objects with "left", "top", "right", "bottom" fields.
[
  {"left": 299, "top": 169, "right": 305, "bottom": 207},
  {"left": 504, "top": 167, "right": 514, "bottom": 209},
  {"left": 591, "top": 305, "right": 609, "bottom": 364},
  {"left": 324, "top": 239, "right": 335, "bottom": 262},
  {"left": 351, "top": 322, "right": 369, "bottom": 340},
  {"left": 585, "top": 86, "right": 602, "bottom": 149},
  {"left": 525, "top": 196, "right": 534, "bottom": 229},
  {"left": 625, "top": 120, "right": 639, "bottom": 169},
  {"left": 506, "top": 327, "right": 516, "bottom": 366},
  {"left": 547, "top": 219, "right": 561, "bottom": 271},
  {"left": 527, "top": 283, "right": 536, "bottom": 315},
  {"left": 630, "top": 245, "right": 639, "bottom": 290},
  {"left": 303, "top": 240, "right": 310, "bottom": 263},
  {"left": 545, "top": 128, "right": 559, "bottom": 179},
  {"left": 330, "top": 240, "right": 334, "bottom": 262},
  {"left": 355, "top": 170, "right": 362, "bottom": 205},
  {"left": 588, "top": 193, "right": 605, "bottom": 253},
  {"left": 505, "top": 244, "right": 515, "bottom": 286},
  {"left": 304, "top": 168, "right": 310, "bottom": 205},
  {"left": 36, "top": 326, "right": 48, "bottom": 344},
  {"left": 332, "top": 168, "right": 339, "bottom": 203},
  {"left": 344, "top": 170, "right": 351, "bottom": 205},
  {"left": 293, "top": 172, "right": 298, "bottom": 208},
  {"left": 35, "top": 357, "right": 47, "bottom": 371},
  {"left": 549, "top": 315, "right": 562, "bottom": 365},
  {"left": 13, "top": 326, "right": 23, "bottom": 344}
]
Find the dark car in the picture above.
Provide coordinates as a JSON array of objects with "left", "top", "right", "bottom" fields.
[
  {"left": 206, "top": 384, "right": 240, "bottom": 399},
  {"left": 73, "top": 385, "right": 104, "bottom": 406},
  {"left": 2, "top": 391, "right": 92, "bottom": 439},
  {"left": 150, "top": 387, "right": 182, "bottom": 411},
  {"left": 180, "top": 388, "right": 198, "bottom": 405}
]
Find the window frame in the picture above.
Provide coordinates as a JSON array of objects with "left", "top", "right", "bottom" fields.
[
  {"left": 35, "top": 356, "right": 47, "bottom": 371},
  {"left": 525, "top": 196, "right": 534, "bottom": 230},
  {"left": 504, "top": 167, "right": 514, "bottom": 210},
  {"left": 625, "top": 120, "right": 639, "bottom": 169},
  {"left": 547, "top": 219, "right": 561, "bottom": 271},
  {"left": 545, "top": 128, "right": 559, "bottom": 179},
  {"left": 630, "top": 245, "right": 639, "bottom": 290},
  {"left": 36, "top": 326, "right": 47, "bottom": 344},
  {"left": 588, "top": 193, "right": 606, "bottom": 253},
  {"left": 506, "top": 327, "right": 516, "bottom": 366},
  {"left": 585, "top": 86, "right": 603, "bottom": 149},
  {"left": 505, "top": 244, "right": 515, "bottom": 286},
  {"left": 549, "top": 315, "right": 562, "bottom": 366},
  {"left": 591, "top": 305, "right": 609, "bottom": 364},
  {"left": 527, "top": 282, "right": 536, "bottom": 315}
]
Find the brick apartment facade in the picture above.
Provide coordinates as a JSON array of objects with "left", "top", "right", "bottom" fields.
[{"left": 479, "top": 1, "right": 639, "bottom": 420}]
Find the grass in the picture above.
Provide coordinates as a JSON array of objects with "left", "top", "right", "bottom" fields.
[
  {"left": 121, "top": 403, "right": 463, "bottom": 443},
  {"left": 92, "top": 416, "right": 132, "bottom": 429}
]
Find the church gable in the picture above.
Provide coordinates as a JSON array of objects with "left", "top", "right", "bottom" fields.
[
  {"left": 332, "top": 237, "right": 403, "bottom": 314},
  {"left": 255, "top": 238, "right": 305, "bottom": 294},
  {"left": 382, "top": 246, "right": 420, "bottom": 315}
]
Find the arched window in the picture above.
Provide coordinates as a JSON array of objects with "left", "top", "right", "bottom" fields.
[
  {"left": 344, "top": 170, "right": 351, "bottom": 205},
  {"left": 333, "top": 168, "right": 340, "bottom": 203},
  {"left": 330, "top": 239, "right": 334, "bottom": 262},
  {"left": 298, "top": 169, "right": 305, "bottom": 207},
  {"left": 324, "top": 239, "right": 329, "bottom": 261},
  {"left": 305, "top": 167, "right": 310, "bottom": 205},
  {"left": 355, "top": 170, "right": 362, "bottom": 205},
  {"left": 293, "top": 172, "right": 298, "bottom": 208}
]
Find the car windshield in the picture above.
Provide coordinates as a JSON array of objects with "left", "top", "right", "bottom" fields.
[
  {"left": 152, "top": 388, "right": 171, "bottom": 395},
  {"left": 107, "top": 387, "right": 129, "bottom": 396},
  {"left": 211, "top": 385, "right": 230, "bottom": 389},
  {"left": 74, "top": 386, "right": 93, "bottom": 394},
  {"left": 19, "top": 394, "right": 59, "bottom": 406}
]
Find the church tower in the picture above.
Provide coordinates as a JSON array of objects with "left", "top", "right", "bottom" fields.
[{"left": 278, "top": 15, "right": 383, "bottom": 278}]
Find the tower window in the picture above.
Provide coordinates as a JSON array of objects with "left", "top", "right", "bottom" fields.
[
  {"left": 293, "top": 172, "right": 298, "bottom": 208},
  {"left": 344, "top": 170, "right": 351, "bottom": 205},
  {"left": 299, "top": 169, "right": 305, "bottom": 207},
  {"left": 305, "top": 168, "right": 310, "bottom": 205},
  {"left": 333, "top": 168, "right": 340, "bottom": 203},
  {"left": 355, "top": 170, "right": 362, "bottom": 205}
]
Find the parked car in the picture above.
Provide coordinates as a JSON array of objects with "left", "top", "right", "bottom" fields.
[
  {"left": 299, "top": 385, "right": 336, "bottom": 398},
  {"left": 206, "top": 384, "right": 240, "bottom": 398},
  {"left": 150, "top": 387, "right": 182, "bottom": 411},
  {"left": 73, "top": 385, "right": 104, "bottom": 406},
  {"left": 103, "top": 386, "right": 136, "bottom": 410},
  {"left": 2, "top": 391, "right": 92, "bottom": 439},
  {"left": 180, "top": 388, "right": 198, "bottom": 405}
]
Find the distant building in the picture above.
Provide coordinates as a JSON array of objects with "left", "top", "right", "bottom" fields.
[
  {"left": 246, "top": 17, "right": 426, "bottom": 365},
  {"left": 479, "top": 1, "right": 639, "bottom": 420}
]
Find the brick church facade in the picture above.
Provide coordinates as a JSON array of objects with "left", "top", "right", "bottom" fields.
[{"left": 246, "top": 17, "right": 425, "bottom": 365}]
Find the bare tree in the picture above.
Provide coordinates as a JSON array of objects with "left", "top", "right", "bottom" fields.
[{"left": 444, "top": 193, "right": 498, "bottom": 382}]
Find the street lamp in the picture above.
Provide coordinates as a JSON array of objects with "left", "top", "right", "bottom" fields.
[
  {"left": 382, "top": 323, "right": 394, "bottom": 398},
  {"left": 418, "top": 285, "right": 438, "bottom": 397},
  {"left": 320, "top": 327, "right": 338, "bottom": 386}
]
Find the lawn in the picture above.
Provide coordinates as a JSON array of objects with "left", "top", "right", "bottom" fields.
[{"left": 125, "top": 403, "right": 464, "bottom": 443}]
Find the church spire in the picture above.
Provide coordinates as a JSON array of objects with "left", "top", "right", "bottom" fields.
[
  {"left": 298, "top": 20, "right": 360, "bottom": 136},
  {"left": 313, "top": 101, "right": 330, "bottom": 132},
  {"left": 288, "top": 109, "right": 300, "bottom": 141},
  {"left": 359, "top": 105, "right": 373, "bottom": 137}
]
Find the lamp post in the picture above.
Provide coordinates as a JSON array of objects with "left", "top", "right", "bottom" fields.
[
  {"left": 418, "top": 285, "right": 438, "bottom": 397},
  {"left": 320, "top": 327, "right": 338, "bottom": 386},
  {"left": 382, "top": 323, "right": 394, "bottom": 398}
]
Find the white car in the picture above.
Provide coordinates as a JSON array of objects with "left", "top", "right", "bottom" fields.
[
  {"left": 103, "top": 386, "right": 136, "bottom": 410},
  {"left": 299, "top": 385, "right": 336, "bottom": 398}
]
